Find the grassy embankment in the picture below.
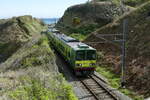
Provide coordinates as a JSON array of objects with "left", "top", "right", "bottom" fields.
[
  {"left": 96, "top": 52, "right": 144, "bottom": 100},
  {"left": 0, "top": 36, "right": 78, "bottom": 100},
  {"left": 96, "top": 65, "right": 144, "bottom": 100},
  {"left": 96, "top": 51, "right": 144, "bottom": 100}
]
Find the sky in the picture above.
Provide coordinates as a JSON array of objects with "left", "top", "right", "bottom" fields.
[{"left": 0, "top": 0, "right": 88, "bottom": 18}]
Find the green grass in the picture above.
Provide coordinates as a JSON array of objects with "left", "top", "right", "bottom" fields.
[
  {"left": 96, "top": 66, "right": 144, "bottom": 100},
  {"left": 124, "top": 0, "right": 150, "bottom": 7},
  {"left": 9, "top": 74, "right": 78, "bottom": 100},
  {"left": 9, "top": 36, "right": 53, "bottom": 70},
  {"left": 69, "top": 33, "right": 87, "bottom": 41},
  {"left": 68, "top": 24, "right": 99, "bottom": 41},
  {"left": 97, "top": 0, "right": 120, "bottom": 5},
  {"left": 70, "top": 24, "right": 99, "bottom": 35}
]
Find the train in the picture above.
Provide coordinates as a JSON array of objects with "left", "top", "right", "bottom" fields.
[{"left": 48, "top": 29, "right": 97, "bottom": 76}]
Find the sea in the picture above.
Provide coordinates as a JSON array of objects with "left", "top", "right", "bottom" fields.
[{"left": 41, "top": 18, "right": 59, "bottom": 25}]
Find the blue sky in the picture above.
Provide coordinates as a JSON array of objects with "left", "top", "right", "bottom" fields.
[{"left": 0, "top": 0, "right": 88, "bottom": 18}]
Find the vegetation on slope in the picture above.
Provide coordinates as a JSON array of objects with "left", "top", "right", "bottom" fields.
[
  {"left": 0, "top": 36, "right": 78, "bottom": 100},
  {"left": 97, "top": 0, "right": 150, "bottom": 7},
  {"left": 0, "top": 15, "right": 45, "bottom": 62},
  {"left": 0, "top": 16, "right": 77, "bottom": 100},
  {"left": 56, "top": 0, "right": 148, "bottom": 41},
  {"left": 85, "top": 1, "right": 150, "bottom": 98},
  {"left": 124, "top": 0, "right": 150, "bottom": 7},
  {"left": 56, "top": 1, "right": 124, "bottom": 40},
  {"left": 96, "top": 65, "right": 144, "bottom": 100}
]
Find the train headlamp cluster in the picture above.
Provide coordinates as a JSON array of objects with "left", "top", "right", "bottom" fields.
[
  {"left": 76, "top": 63, "right": 96, "bottom": 67},
  {"left": 77, "top": 64, "right": 82, "bottom": 67},
  {"left": 90, "top": 63, "right": 96, "bottom": 66}
]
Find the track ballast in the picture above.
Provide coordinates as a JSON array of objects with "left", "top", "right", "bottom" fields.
[{"left": 79, "top": 74, "right": 119, "bottom": 100}]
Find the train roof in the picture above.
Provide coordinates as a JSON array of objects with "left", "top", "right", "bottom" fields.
[
  {"left": 52, "top": 33, "right": 96, "bottom": 51},
  {"left": 49, "top": 28, "right": 60, "bottom": 33}
]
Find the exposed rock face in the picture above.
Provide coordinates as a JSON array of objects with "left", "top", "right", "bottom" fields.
[
  {"left": 0, "top": 15, "right": 45, "bottom": 62},
  {"left": 85, "top": 1, "right": 150, "bottom": 97},
  {"left": 56, "top": 2, "right": 125, "bottom": 34}
]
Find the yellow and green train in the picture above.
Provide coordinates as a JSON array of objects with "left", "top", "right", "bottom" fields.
[{"left": 48, "top": 29, "right": 96, "bottom": 76}]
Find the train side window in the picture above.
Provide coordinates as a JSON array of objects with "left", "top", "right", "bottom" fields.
[
  {"left": 59, "top": 44, "right": 64, "bottom": 51},
  {"left": 148, "top": 12, "right": 150, "bottom": 16},
  {"left": 68, "top": 52, "right": 70, "bottom": 58}
]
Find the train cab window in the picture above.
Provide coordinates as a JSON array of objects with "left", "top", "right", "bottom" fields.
[
  {"left": 76, "top": 51, "right": 85, "bottom": 60},
  {"left": 86, "top": 50, "right": 96, "bottom": 60}
]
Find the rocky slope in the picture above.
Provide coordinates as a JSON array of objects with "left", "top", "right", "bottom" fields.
[
  {"left": 0, "top": 15, "right": 45, "bottom": 62},
  {"left": 85, "top": 1, "right": 150, "bottom": 97},
  {"left": 56, "top": 2, "right": 126, "bottom": 36}
]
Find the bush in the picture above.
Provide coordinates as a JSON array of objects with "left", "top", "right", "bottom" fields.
[
  {"left": 69, "top": 24, "right": 98, "bottom": 35},
  {"left": 9, "top": 74, "right": 78, "bottom": 100},
  {"left": 69, "top": 33, "right": 86, "bottom": 41},
  {"left": 73, "top": 17, "right": 81, "bottom": 25},
  {"left": 124, "top": 0, "right": 150, "bottom": 7}
]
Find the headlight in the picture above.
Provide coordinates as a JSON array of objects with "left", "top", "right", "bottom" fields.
[
  {"left": 90, "top": 63, "right": 96, "bottom": 66},
  {"left": 76, "top": 64, "right": 82, "bottom": 67}
]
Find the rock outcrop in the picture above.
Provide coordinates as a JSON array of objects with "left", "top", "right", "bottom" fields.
[{"left": 56, "top": 2, "right": 125, "bottom": 35}]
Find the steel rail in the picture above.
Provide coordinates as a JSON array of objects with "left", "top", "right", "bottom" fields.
[
  {"left": 90, "top": 75, "right": 119, "bottom": 100},
  {"left": 80, "top": 79, "right": 100, "bottom": 100},
  {"left": 93, "top": 73, "right": 107, "bottom": 84}
]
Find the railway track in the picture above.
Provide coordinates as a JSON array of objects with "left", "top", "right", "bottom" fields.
[{"left": 79, "top": 74, "right": 119, "bottom": 100}]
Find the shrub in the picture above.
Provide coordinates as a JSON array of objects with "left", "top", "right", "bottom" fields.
[{"left": 9, "top": 74, "right": 78, "bottom": 100}]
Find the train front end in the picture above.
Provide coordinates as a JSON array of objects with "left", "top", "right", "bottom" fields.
[{"left": 74, "top": 44, "right": 96, "bottom": 76}]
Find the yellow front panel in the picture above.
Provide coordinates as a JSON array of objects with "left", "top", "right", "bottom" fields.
[{"left": 75, "top": 60, "right": 96, "bottom": 67}]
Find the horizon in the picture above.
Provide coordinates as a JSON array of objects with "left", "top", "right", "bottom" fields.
[
  {"left": 0, "top": 16, "right": 60, "bottom": 19},
  {"left": 0, "top": 0, "right": 88, "bottom": 19}
]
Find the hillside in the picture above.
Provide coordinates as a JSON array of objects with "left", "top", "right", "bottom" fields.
[
  {"left": 0, "top": 15, "right": 45, "bottom": 62},
  {"left": 85, "top": 1, "right": 150, "bottom": 97},
  {"left": 0, "top": 36, "right": 77, "bottom": 100},
  {"left": 0, "top": 16, "right": 77, "bottom": 100},
  {"left": 56, "top": 0, "right": 150, "bottom": 41},
  {"left": 56, "top": 2, "right": 127, "bottom": 40}
]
